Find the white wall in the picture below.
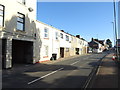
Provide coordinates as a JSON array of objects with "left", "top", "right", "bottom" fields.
[
  {"left": 51, "top": 28, "right": 60, "bottom": 59},
  {"left": 36, "top": 20, "right": 88, "bottom": 62},
  {"left": 59, "top": 32, "right": 71, "bottom": 48},
  {"left": 0, "top": 0, "right": 37, "bottom": 35},
  {"left": 36, "top": 21, "right": 53, "bottom": 62}
]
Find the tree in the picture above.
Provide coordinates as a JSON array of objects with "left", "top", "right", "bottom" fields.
[{"left": 106, "top": 39, "right": 112, "bottom": 48}]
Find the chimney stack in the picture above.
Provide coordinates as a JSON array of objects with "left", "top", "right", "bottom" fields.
[
  {"left": 76, "top": 35, "right": 80, "bottom": 38},
  {"left": 92, "top": 38, "right": 94, "bottom": 41},
  {"left": 61, "top": 30, "right": 64, "bottom": 32}
]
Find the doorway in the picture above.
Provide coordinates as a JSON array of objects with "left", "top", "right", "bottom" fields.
[
  {"left": 76, "top": 48, "right": 79, "bottom": 55},
  {"left": 60, "top": 47, "right": 64, "bottom": 58},
  {"left": 12, "top": 40, "right": 33, "bottom": 66}
]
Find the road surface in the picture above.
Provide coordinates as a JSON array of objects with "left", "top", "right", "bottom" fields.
[{"left": 2, "top": 52, "right": 108, "bottom": 88}]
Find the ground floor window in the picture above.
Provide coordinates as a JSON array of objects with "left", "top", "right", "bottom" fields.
[
  {"left": 44, "top": 45, "right": 48, "bottom": 56},
  {"left": 66, "top": 48, "right": 69, "bottom": 52}
]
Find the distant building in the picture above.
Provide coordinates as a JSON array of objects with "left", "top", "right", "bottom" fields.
[
  {"left": 116, "top": 39, "right": 120, "bottom": 47},
  {"left": 88, "top": 38, "right": 106, "bottom": 53}
]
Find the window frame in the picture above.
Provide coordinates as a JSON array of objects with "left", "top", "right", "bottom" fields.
[
  {"left": 60, "top": 33, "right": 63, "bottom": 39},
  {"left": 66, "top": 48, "right": 69, "bottom": 52},
  {"left": 0, "top": 4, "right": 5, "bottom": 27},
  {"left": 71, "top": 37, "right": 73, "bottom": 41},
  {"left": 55, "top": 32, "right": 59, "bottom": 40},
  {"left": 44, "top": 28, "right": 49, "bottom": 38},
  {"left": 66, "top": 35, "right": 69, "bottom": 41},
  {"left": 22, "top": 0, "right": 26, "bottom": 5},
  {"left": 17, "top": 12, "right": 25, "bottom": 31}
]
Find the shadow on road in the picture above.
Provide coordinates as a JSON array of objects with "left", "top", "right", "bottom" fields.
[{"left": 2, "top": 63, "right": 78, "bottom": 88}]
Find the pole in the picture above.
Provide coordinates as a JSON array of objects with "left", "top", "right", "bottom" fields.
[
  {"left": 113, "top": 0, "right": 119, "bottom": 60},
  {"left": 112, "top": 22, "right": 115, "bottom": 46}
]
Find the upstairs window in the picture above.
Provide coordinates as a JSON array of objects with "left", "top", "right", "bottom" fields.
[
  {"left": 0, "top": 5, "right": 4, "bottom": 27},
  {"left": 80, "top": 41, "right": 82, "bottom": 45},
  {"left": 60, "top": 33, "right": 63, "bottom": 39},
  {"left": 55, "top": 32, "right": 58, "bottom": 40},
  {"left": 71, "top": 37, "right": 73, "bottom": 41},
  {"left": 17, "top": 12, "right": 25, "bottom": 31},
  {"left": 66, "top": 35, "right": 69, "bottom": 41},
  {"left": 74, "top": 38, "right": 76, "bottom": 42},
  {"left": 44, "top": 28, "right": 49, "bottom": 38}
]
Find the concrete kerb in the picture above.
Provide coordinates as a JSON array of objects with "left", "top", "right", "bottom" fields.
[{"left": 82, "top": 53, "right": 108, "bottom": 88}]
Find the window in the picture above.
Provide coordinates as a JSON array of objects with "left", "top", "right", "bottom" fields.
[
  {"left": 83, "top": 42, "right": 84, "bottom": 45},
  {"left": 0, "top": 5, "right": 4, "bottom": 27},
  {"left": 71, "top": 37, "right": 73, "bottom": 41},
  {"left": 17, "top": 0, "right": 26, "bottom": 5},
  {"left": 55, "top": 32, "right": 58, "bottom": 40},
  {"left": 66, "top": 48, "right": 69, "bottom": 52},
  {"left": 66, "top": 35, "right": 69, "bottom": 41},
  {"left": 80, "top": 41, "right": 82, "bottom": 45},
  {"left": 74, "top": 38, "right": 76, "bottom": 42},
  {"left": 17, "top": 12, "right": 25, "bottom": 31},
  {"left": 44, "top": 45, "right": 48, "bottom": 56},
  {"left": 60, "top": 33, "right": 63, "bottom": 39},
  {"left": 44, "top": 28, "right": 49, "bottom": 38}
]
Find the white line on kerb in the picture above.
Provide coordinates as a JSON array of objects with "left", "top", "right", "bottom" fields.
[{"left": 28, "top": 68, "right": 64, "bottom": 85}]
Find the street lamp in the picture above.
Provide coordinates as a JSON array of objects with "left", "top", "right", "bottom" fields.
[
  {"left": 111, "top": 22, "right": 115, "bottom": 46},
  {"left": 113, "top": 0, "right": 117, "bottom": 41},
  {"left": 113, "top": 0, "right": 119, "bottom": 60}
]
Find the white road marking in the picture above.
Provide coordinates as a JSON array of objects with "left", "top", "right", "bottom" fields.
[
  {"left": 70, "top": 61, "right": 80, "bottom": 65},
  {"left": 28, "top": 68, "right": 64, "bottom": 85}
]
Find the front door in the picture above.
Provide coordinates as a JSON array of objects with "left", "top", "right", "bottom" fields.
[{"left": 60, "top": 47, "right": 64, "bottom": 58}]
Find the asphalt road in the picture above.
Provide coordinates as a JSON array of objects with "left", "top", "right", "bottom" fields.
[{"left": 2, "top": 52, "right": 108, "bottom": 89}]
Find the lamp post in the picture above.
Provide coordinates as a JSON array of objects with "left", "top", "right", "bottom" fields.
[
  {"left": 113, "top": 0, "right": 119, "bottom": 61},
  {"left": 111, "top": 22, "right": 115, "bottom": 47},
  {"left": 113, "top": 0, "right": 117, "bottom": 41}
]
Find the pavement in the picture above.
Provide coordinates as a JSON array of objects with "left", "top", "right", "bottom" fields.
[
  {"left": 90, "top": 53, "right": 118, "bottom": 88},
  {"left": 41, "top": 54, "right": 88, "bottom": 65}
]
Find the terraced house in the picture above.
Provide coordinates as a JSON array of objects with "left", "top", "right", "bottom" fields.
[
  {"left": 36, "top": 21, "right": 88, "bottom": 63},
  {"left": 1, "top": 0, "right": 88, "bottom": 69}
]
